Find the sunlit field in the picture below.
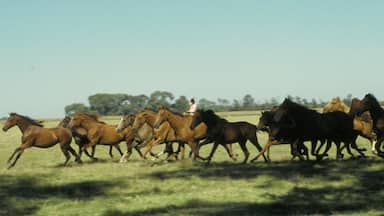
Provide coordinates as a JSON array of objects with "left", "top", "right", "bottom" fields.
[{"left": 0, "top": 111, "right": 383, "bottom": 216}]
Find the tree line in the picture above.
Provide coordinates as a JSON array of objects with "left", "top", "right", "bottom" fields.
[{"left": 64, "top": 91, "right": 375, "bottom": 116}]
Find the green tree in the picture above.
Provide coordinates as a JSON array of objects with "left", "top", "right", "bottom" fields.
[
  {"left": 88, "top": 93, "right": 128, "bottom": 115},
  {"left": 64, "top": 103, "right": 91, "bottom": 116},
  {"left": 118, "top": 94, "right": 149, "bottom": 114},
  {"left": 147, "top": 91, "right": 174, "bottom": 111},
  {"left": 172, "top": 96, "right": 189, "bottom": 113},
  {"left": 242, "top": 94, "right": 255, "bottom": 110},
  {"left": 198, "top": 98, "right": 216, "bottom": 110},
  {"left": 343, "top": 93, "right": 353, "bottom": 106}
]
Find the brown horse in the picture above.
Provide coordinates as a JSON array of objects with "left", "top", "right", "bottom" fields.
[
  {"left": 117, "top": 110, "right": 181, "bottom": 161},
  {"left": 68, "top": 113, "right": 130, "bottom": 161},
  {"left": 152, "top": 107, "right": 207, "bottom": 160},
  {"left": 2, "top": 113, "right": 81, "bottom": 169},
  {"left": 323, "top": 97, "right": 376, "bottom": 153}
]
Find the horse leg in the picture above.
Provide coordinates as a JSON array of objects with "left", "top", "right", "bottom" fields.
[
  {"left": 249, "top": 136, "right": 268, "bottom": 162},
  {"left": 8, "top": 143, "right": 30, "bottom": 169},
  {"left": 375, "top": 137, "right": 384, "bottom": 158},
  {"left": 91, "top": 145, "right": 97, "bottom": 157},
  {"left": 120, "top": 148, "right": 133, "bottom": 163},
  {"left": 335, "top": 141, "right": 343, "bottom": 160},
  {"left": 250, "top": 140, "right": 275, "bottom": 163},
  {"left": 205, "top": 142, "right": 219, "bottom": 164},
  {"left": 109, "top": 146, "right": 114, "bottom": 158},
  {"left": 7, "top": 147, "right": 21, "bottom": 164},
  {"left": 67, "top": 145, "right": 82, "bottom": 163},
  {"left": 113, "top": 144, "right": 124, "bottom": 157},
  {"left": 60, "top": 145, "right": 71, "bottom": 166},
  {"left": 83, "top": 148, "right": 98, "bottom": 161},
  {"left": 316, "top": 139, "right": 332, "bottom": 161},
  {"left": 223, "top": 144, "right": 237, "bottom": 161},
  {"left": 238, "top": 141, "right": 250, "bottom": 164}
]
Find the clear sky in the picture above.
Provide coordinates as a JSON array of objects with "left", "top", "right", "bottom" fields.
[{"left": 1, "top": 0, "right": 383, "bottom": 118}]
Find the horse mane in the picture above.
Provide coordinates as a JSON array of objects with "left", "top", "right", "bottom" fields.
[
  {"left": 281, "top": 98, "right": 318, "bottom": 115},
  {"left": 365, "top": 93, "right": 381, "bottom": 107},
  {"left": 200, "top": 109, "right": 228, "bottom": 124},
  {"left": 161, "top": 106, "right": 184, "bottom": 117},
  {"left": 10, "top": 113, "right": 44, "bottom": 127},
  {"left": 76, "top": 113, "right": 106, "bottom": 124}
]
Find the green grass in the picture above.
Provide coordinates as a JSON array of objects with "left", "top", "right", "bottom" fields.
[{"left": 0, "top": 112, "right": 383, "bottom": 216}]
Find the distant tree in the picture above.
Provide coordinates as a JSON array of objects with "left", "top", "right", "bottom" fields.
[
  {"left": 64, "top": 103, "right": 91, "bottom": 116},
  {"left": 172, "top": 96, "right": 189, "bottom": 113},
  {"left": 309, "top": 98, "right": 318, "bottom": 108},
  {"left": 118, "top": 94, "right": 149, "bottom": 114},
  {"left": 232, "top": 99, "right": 242, "bottom": 111},
  {"left": 88, "top": 93, "right": 128, "bottom": 115},
  {"left": 147, "top": 91, "right": 174, "bottom": 111},
  {"left": 216, "top": 98, "right": 231, "bottom": 111},
  {"left": 242, "top": 94, "right": 255, "bottom": 110},
  {"left": 343, "top": 93, "right": 353, "bottom": 106},
  {"left": 198, "top": 98, "right": 216, "bottom": 110}
]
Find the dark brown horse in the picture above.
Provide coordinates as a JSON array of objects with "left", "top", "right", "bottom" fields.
[
  {"left": 356, "top": 93, "right": 384, "bottom": 158},
  {"left": 255, "top": 110, "right": 312, "bottom": 161},
  {"left": 68, "top": 113, "right": 129, "bottom": 161},
  {"left": 152, "top": 107, "right": 207, "bottom": 160},
  {"left": 323, "top": 97, "right": 376, "bottom": 153},
  {"left": 2, "top": 113, "right": 81, "bottom": 169},
  {"left": 190, "top": 110, "right": 267, "bottom": 164}
]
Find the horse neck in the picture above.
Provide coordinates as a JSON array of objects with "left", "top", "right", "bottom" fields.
[
  {"left": 144, "top": 113, "right": 157, "bottom": 126},
  {"left": 79, "top": 119, "right": 98, "bottom": 130},
  {"left": 368, "top": 106, "right": 383, "bottom": 121},
  {"left": 16, "top": 118, "right": 34, "bottom": 133},
  {"left": 166, "top": 113, "right": 190, "bottom": 131}
]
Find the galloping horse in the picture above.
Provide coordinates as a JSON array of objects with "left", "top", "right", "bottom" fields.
[
  {"left": 255, "top": 110, "right": 313, "bottom": 161},
  {"left": 68, "top": 113, "right": 129, "bottom": 161},
  {"left": 356, "top": 94, "right": 384, "bottom": 158},
  {"left": 190, "top": 110, "right": 267, "bottom": 164},
  {"left": 152, "top": 107, "right": 207, "bottom": 160},
  {"left": 58, "top": 116, "right": 115, "bottom": 159},
  {"left": 117, "top": 109, "right": 183, "bottom": 161},
  {"left": 323, "top": 97, "right": 376, "bottom": 153},
  {"left": 115, "top": 113, "right": 158, "bottom": 162},
  {"left": 2, "top": 113, "right": 81, "bottom": 169}
]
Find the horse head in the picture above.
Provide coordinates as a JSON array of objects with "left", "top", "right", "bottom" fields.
[
  {"left": 356, "top": 94, "right": 379, "bottom": 116},
  {"left": 3, "top": 113, "right": 18, "bottom": 132},
  {"left": 190, "top": 109, "right": 203, "bottom": 130},
  {"left": 153, "top": 107, "right": 168, "bottom": 129},
  {"left": 116, "top": 114, "right": 133, "bottom": 133}
]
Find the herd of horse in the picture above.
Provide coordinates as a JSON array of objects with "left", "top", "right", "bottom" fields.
[{"left": 2, "top": 93, "right": 384, "bottom": 169}]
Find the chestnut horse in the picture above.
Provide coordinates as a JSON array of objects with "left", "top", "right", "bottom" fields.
[
  {"left": 117, "top": 110, "right": 182, "bottom": 161},
  {"left": 152, "top": 107, "right": 207, "bottom": 160},
  {"left": 58, "top": 116, "right": 115, "bottom": 159},
  {"left": 2, "top": 113, "right": 81, "bottom": 169},
  {"left": 116, "top": 113, "right": 160, "bottom": 162},
  {"left": 68, "top": 113, "right": 131, "bottom": 161}
]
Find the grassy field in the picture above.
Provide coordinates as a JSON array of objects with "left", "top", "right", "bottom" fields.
[{"left": 0, "top": 112, "right": 383, "bottom": 216}]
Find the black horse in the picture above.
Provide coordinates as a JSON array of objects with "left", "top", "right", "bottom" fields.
[
  {"left": 255, "top": 110, "right": 317, "bottom": 161},
  {"left": 270, "top": 98, "right": 358, "bottom": 160},
  {"left": 356, "top": 93, "right": 384, "bottom": 158},
  {"left": 190, "top": 110, "right": 267, "bottom": 164}
]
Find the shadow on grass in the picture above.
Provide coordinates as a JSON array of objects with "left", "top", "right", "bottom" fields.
[
  {"left": 0, "top": 175, "right": 118, "bottom": 216},
  {"left": 147, "top": 158, "right": 382, "bottom": 181},
  {"left": 103, "top": 166, "right": 384, "bottom": 215},
  {"left": 105, "top": 158, "right": 383, "bottom": 215}
]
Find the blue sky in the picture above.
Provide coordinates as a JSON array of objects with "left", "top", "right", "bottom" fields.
[{"left": 1, "top": 0, "right": 383, "bottom": 118}]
